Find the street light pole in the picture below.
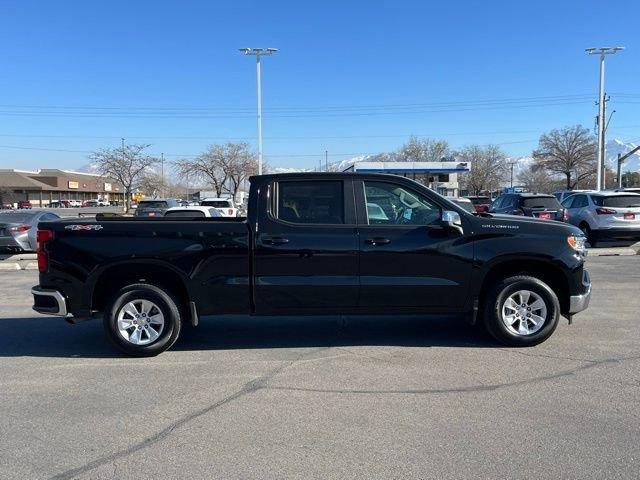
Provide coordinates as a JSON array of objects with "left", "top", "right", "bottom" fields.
[
  {"left": 239, "top": 47, "right": 278, "bottom": 176},
  {"left": 586, "top": 46, "right": 624, "bottom": 191}
]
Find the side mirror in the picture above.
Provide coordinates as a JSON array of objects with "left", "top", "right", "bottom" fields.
[{"left": 442, "top": 210, "right": 463, "bottom": 235}]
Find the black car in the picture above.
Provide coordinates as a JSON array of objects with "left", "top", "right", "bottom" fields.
[
  {"left": 489, "top": 193, "right": 567, "bottom": 222},
  {"left": 32, "top": 173, "right": 590, "bottom": 356},
  {"left": 133, "top": 199, "right": 180, "bottom": 217}
]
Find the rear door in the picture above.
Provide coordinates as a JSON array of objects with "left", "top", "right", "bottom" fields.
[
  {"left": 355, "top": 178, "right": 472, "bottom": 311},
  {"left": 252, "top": 178, "right": 359, "bottom": 313}
]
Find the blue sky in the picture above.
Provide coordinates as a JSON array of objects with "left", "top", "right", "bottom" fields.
[{"left": 0, "top": 0, "right": 638, "bottom": 172}]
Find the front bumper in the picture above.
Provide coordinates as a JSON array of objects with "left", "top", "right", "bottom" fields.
[
  {"left": 31, "top": 286, "right": 70, "bottom": 317},
  {"left": 569, "top": 269, "right": 591, "bottom": 314}
]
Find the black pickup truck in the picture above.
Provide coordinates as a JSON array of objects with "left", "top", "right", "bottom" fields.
[{"left": 32, "top": 173, "right": 592, "bottom": 356}]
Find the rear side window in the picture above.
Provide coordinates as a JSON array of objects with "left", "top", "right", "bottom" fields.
[
  {"left": 469, "top": 197, "right": 490, "bottom": 205},
  {"left": 165, "top": 210, "right": 205, "bottom": 218},
  {"left": 276, "top": 181, "right": 344, "bottom": 224},
  {"left": 522, "top": 196, "right": 561, "bottom": 209},
  {"left": 592, "top": 195, "right": 640, "bottom": 208}
]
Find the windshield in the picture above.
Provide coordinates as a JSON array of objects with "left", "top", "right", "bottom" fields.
[
  {"left": 592, "top": 195, "right": 640, "bottom": 208},
  {"left": 138, "top": 201, "right": 168, "bottom": 209},
  {"left": 522, "top": 197, "right": 561, "bottom": 209},
  {"left": 201, "top": 200, "right": 231, "bottom": 208}
]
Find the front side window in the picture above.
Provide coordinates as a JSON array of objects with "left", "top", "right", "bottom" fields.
[
  {"left": 276, "top": 181, "right": 344, "bottom": 224},
  {"left": 364, "top": 181, "right": 440, "bottom": 225}
]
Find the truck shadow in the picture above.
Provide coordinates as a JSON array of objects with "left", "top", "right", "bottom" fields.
[{"left": 0, "top": 314, "right": 498, "bottom": 358}]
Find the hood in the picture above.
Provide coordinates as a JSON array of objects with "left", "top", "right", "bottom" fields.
[{"left": 476, "top": 213, "right": 583, "bottom": 237}]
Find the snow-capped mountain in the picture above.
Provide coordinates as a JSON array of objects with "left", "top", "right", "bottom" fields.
[{"left": 606, "top": 139, "right": 640, "bottom": 173}]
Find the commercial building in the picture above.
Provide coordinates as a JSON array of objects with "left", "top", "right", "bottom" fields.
[
  {"left": 0, "top": 169, "right": 125, "bottom": 206},
  {"left": 343, "top": 161, "right": 471, "bottom": 197}
]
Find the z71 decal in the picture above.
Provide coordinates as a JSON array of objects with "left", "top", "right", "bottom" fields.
[{"left": 64, "top": 224, "right": 104, "bottom": 231}]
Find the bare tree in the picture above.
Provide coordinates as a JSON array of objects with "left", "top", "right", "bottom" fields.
[
  {"left": 517, "top": 164, "right": 563, "bottom": 194},
  {"left": 89, "top": 143, "right": 159, "bottom": 211},
  {"left": 532, "top": 125, "right": 597, "bottom": 189},
  {"left": 174, "top": 142, "right": 256, "bottom": 199},
  {"left": 222, "top": 142, "right": 258, "bottom": 199},
  {"left": 457, "top": 144, "right": 508, "bottom": 195},
  {"left": 395, "top": 136, "right": 452, "bottom": 162}
]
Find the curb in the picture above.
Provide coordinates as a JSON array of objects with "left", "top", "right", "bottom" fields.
[{"left": 0, "top": 253, "right": 38, "bottom": 271}]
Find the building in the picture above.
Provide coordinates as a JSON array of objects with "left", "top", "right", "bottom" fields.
[
  {"left": 343, "top": 161, "right": 471, "bottom": 197},
  {"left": 0, "top": 169, "right": 125, "bottom": 206}
]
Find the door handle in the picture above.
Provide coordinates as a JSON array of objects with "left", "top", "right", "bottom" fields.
[
  {"left": 366, "top": 237, "right": 391, "bottom": 246},
  {"left": 263, "top": 236, "right": 289, "bottom": 245}
]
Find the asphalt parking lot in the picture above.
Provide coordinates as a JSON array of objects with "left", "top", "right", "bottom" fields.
[{"left": 1, "top": 256, "right": 639, "bottom": 479}]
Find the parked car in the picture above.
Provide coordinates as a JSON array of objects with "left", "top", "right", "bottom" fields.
[
  {"left": 553, "top": 190, "right": 594, "bottom": 204},
  {"left": 49, "top": 200, "right": 71, "bottom": 208},
  {"left": 451, "top": 197, "right": 476, "bottom": 214},
  {"left": 66, "top": 200, "right": 82, "bottom": 207},
  {"left": 615, "top": 187, "right": 640, "bottom": 195},
  {"left": 164, "top": 206, "right": 223, "bottom": 218},
  {"left": 489, "top": 193, "right": 567, "bottom": 221},
  {"left": 561, "top": 191, "right": 640, "bottom": 246},
  {"left": 82, "top": 200, "right": 99, "bottom": 208},
  {"left": 134, "top": 199, "right": 180, "bottom": 217},
  {"left": 17, "top": 200, "right": 32, "bottom": 209},
  {"left": 200, "top": 198, "right": 240, "bottom": 217},
  {"left": 0, "top": 210, "right": 60, "bottom": 252},
  {"left": 32, "top": 172, "right": 591, "bottom": 356},
  {"left": 466, "top": 196, "right": 492, "bottom": 213}
]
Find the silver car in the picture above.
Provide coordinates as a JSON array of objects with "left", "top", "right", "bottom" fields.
[
  {"left": 561, "top": 191, "right": 640, "bottom": 246},
  {"left": 0, "top": 211, "right": 60, "bottom": 252}
]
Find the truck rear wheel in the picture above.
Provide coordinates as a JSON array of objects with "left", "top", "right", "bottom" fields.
[
  {"left": 484, "top": 275, "right": 559, "bottom": 347},
  {"left": 104, "top": 283, "right": 182, "bottom": 356}
]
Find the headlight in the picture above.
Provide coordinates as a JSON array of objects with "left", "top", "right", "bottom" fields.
[{"left": 567, "top": 234, "right": 588, "bottom": 257}]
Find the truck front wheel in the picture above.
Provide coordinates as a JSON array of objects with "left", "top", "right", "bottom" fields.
[
  {"left": 484, "top": 275, "right": 560, "bottom": 347},
  {"left": 104, "top": 283, "right": 182, "bottom": 356}
]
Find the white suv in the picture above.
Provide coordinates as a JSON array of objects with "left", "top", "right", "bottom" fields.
[
  {"left": 200, "top": 198, "right": 239, "bottom": 217},
  {"left": 562, "top": 191, "right": 640, "bottom": 246}
]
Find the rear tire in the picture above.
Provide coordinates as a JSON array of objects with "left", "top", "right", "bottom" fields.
[
  {"left": 484, "top": 275, "right": 560, "bottom": 347},
  {"left": 103, "top": 283, "right": 182, "bottom": 357}
]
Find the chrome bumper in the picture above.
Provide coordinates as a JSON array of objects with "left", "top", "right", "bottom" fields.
[
  {"left": 31, "top": 286, "right": 69, "bottom": 317},
  {"left": 569, "top": 270, "right": 591, "bottom": 314}
]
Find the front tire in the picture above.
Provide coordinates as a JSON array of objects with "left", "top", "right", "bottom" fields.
[
  {"left": 484, "top": 275, "right": 560, "bottom": 347},
  {"left": 104, "top": 283, "right": 182, "bottom": 357}
]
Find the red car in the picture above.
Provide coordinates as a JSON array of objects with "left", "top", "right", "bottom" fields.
[
  {"left": 17, "top": 200, "right": 32, "bottom": 209},
  {"left": 466, "top": 196, "right": 491, "bottom": 213}
]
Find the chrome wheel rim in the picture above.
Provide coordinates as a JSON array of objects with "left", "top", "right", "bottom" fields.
[
  {"left": 501, "top": 290, "right": 547, "bottom": 336},
  {"left": 117, "top": 300, "right": 165, "bottom": 345}
]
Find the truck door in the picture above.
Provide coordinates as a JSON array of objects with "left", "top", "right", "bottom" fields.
[
  {"left": 252, "top": 178, "right": 359, "bottom": 313},
  {"left": 355, "top": 179, "right": 472, "bottom": 311}
]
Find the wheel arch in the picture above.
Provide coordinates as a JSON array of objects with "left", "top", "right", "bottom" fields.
[
  {"left": 477, "top": 258, "right": 571, "bottom": 314},
  {"left": 89, "top": 260, "right": 194, "bottom": 324}
]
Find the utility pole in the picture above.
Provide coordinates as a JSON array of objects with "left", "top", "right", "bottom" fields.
[
  {"left": 325, "top": 150, "right": 328, "bottom": 172},
  {"left": 508, "top": 160, "right": 517, "bottom": 188},
  {"left": 586, "top": 46, "right": 624, "bottom": 191},
  {"left": 239, "top": 47, "right": 278, "bottom": 176},
  {"left": 160, "top": 153, "right": 165, "bottom": 198}
]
